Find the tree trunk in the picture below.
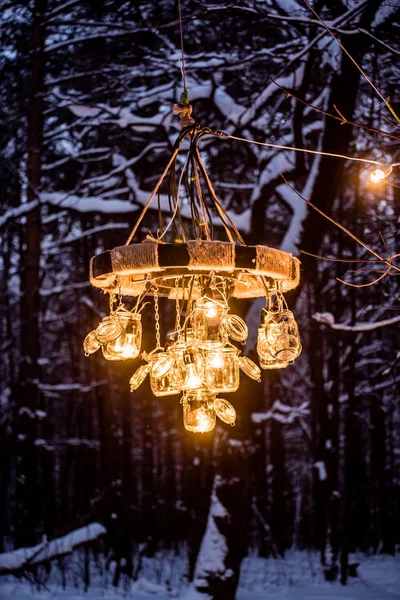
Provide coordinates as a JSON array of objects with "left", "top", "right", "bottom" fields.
[
  {"left": 15, "top": 0, "right": 46, "bottom": 547},
  {"left": 189, "top": 2, "right": 384, "bottom": 594},
  {"left": 186, "top": 365, "right": 260, "bottom": 600},
  {"left": 298, "top": 0, "right": 383, "bottom": 276}
]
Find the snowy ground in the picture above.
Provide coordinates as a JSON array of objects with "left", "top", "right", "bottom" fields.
[{"left": 0, "top": 552, "right": 399, "bottom": 599}]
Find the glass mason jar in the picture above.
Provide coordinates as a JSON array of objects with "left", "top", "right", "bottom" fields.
[
  {"left": 83, "top": 330, "right": 101, "bottom": 356},
  {"left": 204, "top": 346, "right": 239, "bottom": 393},
  {"left": 104, "top": 310, "right": 142, "bottom": 360},
  {"left": 169, "top": 330, "right": 201, "bottom": 390},
  {"left": 257, "top": 327, "right": 288, "bottom": 369},
  {"left": 182, "top": 389, "right": 216, "bottom": 433},
  {"left": 103, "top": 308, "right": 142, "bottom": 360},
  {"left": 259, "top": 355, "right": 288, "bottom": 370},
  {"left": 191, "top": 296, "right": 229, "bottom": 349},
  {"left": 148, "top": 352, "right": 180, "bottom": 397},
  {"left": 264, "top": 310, "right": 301, "bottom": 362},
  {"left": 180, "top": 349, "right": 204, "bottom": 390}
]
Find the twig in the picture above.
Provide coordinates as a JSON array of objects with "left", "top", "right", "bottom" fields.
[
  {"left": 280, "top": 175, "right": 400, "bottom": 286},
  {"left": 300, "top": 250, "right": 382, "bottom": 264},
  {"left": 303, "top": 0, "right": 400, "bottom": 123},
  {"left": 337, "top": 263, "right": 392, "bottom": 288},
  {"left": 270, "top": 80, "right": 400, "bottom": 142}
]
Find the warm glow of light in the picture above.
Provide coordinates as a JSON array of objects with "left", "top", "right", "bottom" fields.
[
  {"left": 183, "top": 364, "right": 203, "bottom": 389},
  {"left": 196, "top": 412, "right": 215, "bottom": 433},
  {"left": 209, "top": 351, "right": 224, "bottom": 368},
  {"left": 119, "top": 334, "right": 139, "bottom": 358},
  {"left": 370, "top": 168, "right": 386, "bottom": 183},
  {"left": 120, "top": 347, "right": 135, "bottom": 359},
  {"left": 106, "top": 333, "right": 140, "bottom": 359},
  {"left": 204, "top": 301, "right": 218, "bottom": 318},
  {"left": 183, "top": 394, "right": 217, "bottom": 433}
]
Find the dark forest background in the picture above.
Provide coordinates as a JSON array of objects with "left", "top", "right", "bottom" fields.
[{"left": 0, "top": 0, "right": 399, "bottom": 598}]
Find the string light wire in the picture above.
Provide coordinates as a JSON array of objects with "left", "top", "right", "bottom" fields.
[{"left": 227, "top": 135, "right": 385, "bottom": 167}]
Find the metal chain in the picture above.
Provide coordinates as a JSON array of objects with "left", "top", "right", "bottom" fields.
[
  {"left": 154, "top": 287, "right": 161, "bottom": 348},
  {"left": 109, "top": 292, "right": 116, "bottom": 315},
  {"left": 117, "top": 276, "right": 123, "bottom": 308},
  {"left": 276, "top": 281, "right": 285, "bottom": 311},
  {"left": 222, "top": 277, "right": 227, "bottom": 303},
  {"left": 175, "top": 278, "right": 181, "bottom": 333}
]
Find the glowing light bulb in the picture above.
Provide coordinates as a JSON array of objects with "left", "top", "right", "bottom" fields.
[
  {"left": 111, "top": 333, "right": 140, "bottom": 359},
  {"left": 181, "top": 350, "right": 203, "bottom": 389},
  {"left": 120, "top": 338, "right": 137, "bottom": 358},
  {"left": 209, "top": 351, "right": 224, "bottom": 368},
  {"left": 204, "top": 301, "right": 218, "bottom": 318},
  {"left": 369, "top": 164, "right": 392, "bottom": 184},
  {"left": 196, "top": 412, "right": 215, "bottom": 433},
  {"left": 183, "top": 393, "right": 216, "bottom": 433},
  {"left": 370, "top": 168, "right": 386, "bottom": 183},
  {"left": 183, "top": 364, "right": 203, "bottom": 389}
]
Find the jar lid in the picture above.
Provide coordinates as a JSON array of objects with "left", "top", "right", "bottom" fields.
[
  {"left": 238, "top": 356, "right": 261, "bottom": 381},
  {"left": 83, "top": 330, "right": 101, "bottom": 355},
  {"left": 214, "top": 398, "right": 236, "bottom": 425},
  {"left": 152, "top": 353, "right": 175, "bottom": 378},
  {"left": 224, "top": 314, "right": 248, "bottom": 342},
  {"left": 95, "top": 317, "right": 124, "bottom": 344},
  {"left": 129, "top": 364, "right": 150, "bottom": 391}
]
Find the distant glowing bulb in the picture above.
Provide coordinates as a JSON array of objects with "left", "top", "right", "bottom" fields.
[{"left": 370, "top": 168, "right": 386, "bottom": 183}]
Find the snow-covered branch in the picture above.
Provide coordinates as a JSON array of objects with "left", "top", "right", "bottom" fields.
[
  {"left": 0, "top": 523, "right": 106, "bottom": 574},
  {"left": 252, "top": 400, "right": 310, "bottom": 424}
]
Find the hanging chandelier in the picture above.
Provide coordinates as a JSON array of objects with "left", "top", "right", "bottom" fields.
[{"left": 83, "top": 107, "right": 301, "bottom": 433}]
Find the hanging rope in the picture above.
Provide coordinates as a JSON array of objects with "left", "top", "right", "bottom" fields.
[
  {"left": 174, "top": 0, "right": 196, "bottom": 129},
  {"left": 178, "top": 0, "right": 187, "bottom": 93},
  {"left": 125, "top": 146, "right": 181, "bottom": 245}
]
